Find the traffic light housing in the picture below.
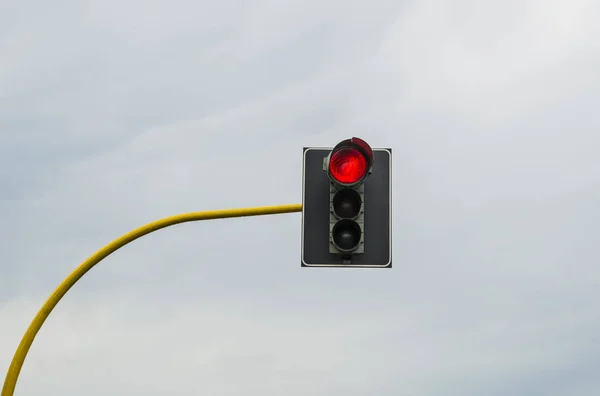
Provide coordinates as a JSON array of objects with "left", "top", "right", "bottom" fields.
[{"left": 301, "top": 138, "right": 392, "bottom": 268}]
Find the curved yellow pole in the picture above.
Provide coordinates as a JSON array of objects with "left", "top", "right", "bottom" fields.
[{"left": 2, "top": 204, "right": 302, "bottom": 396}]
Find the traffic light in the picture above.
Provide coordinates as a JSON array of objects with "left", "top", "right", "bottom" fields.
[
  {"left": 326, "top": 138, "right": 372, "bottom": 257},
  {"left": 301, "top": 137, "right": 392, "bottom": 268}
]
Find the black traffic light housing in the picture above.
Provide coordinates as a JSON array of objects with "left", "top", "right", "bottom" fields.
[
  {"left": 301, "top": 137, "right": 392, "bottom": 268},
  {"left": 325, "top": 138, "right": 373, "bottom": 261}
]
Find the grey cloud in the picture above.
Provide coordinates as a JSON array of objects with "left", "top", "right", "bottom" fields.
[{"left": 1, "top": 0, "right": 600, "bottom": 394}]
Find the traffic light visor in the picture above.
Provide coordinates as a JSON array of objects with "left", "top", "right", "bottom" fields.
[{"left": 327, "top": 137, "right": 373, "bottom": 186}]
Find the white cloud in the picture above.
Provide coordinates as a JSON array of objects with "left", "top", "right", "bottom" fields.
[{"left": 374, "top": 0, "right": 600, "bottom": 122}]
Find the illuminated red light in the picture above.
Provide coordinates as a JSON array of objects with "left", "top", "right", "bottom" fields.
[{"left": 329, "top": 147, "right": 368, "bottom": 185}]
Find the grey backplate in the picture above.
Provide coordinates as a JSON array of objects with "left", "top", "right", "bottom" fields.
[{"left": 301, "top": 147, "right": 392, "bottom": 268}]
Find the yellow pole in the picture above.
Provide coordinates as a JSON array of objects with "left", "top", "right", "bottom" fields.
[{"left": 2, "top": 204, "right": 302, "bottom": 396}]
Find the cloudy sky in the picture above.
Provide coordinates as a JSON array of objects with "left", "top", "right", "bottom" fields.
[{"left": 1, "top": 0, "right": 600, "bottom": 394}]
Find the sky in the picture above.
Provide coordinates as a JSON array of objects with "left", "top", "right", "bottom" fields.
[{"left": 1, "top": 0, "right": 600, "bottom": 394}]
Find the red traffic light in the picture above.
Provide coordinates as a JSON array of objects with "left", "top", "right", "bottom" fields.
[
  {"left": 329, "top": 148, "right": 367, "bottom": 184},
  {"left": 328, "top": 137, "right": 373, "bottom": 185}
]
